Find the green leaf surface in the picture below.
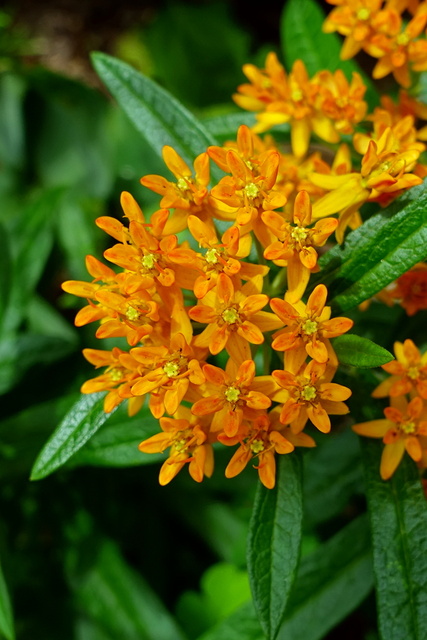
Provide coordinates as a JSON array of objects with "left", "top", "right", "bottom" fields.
[
  {"left": 0, "top": 559, "right": 14, "bottom": 640},
  {"left": 361, "top": 439, "right": 427, "bottom": 640},
  {"left": 313, "top": 180, "right": 427, "bottom": 312},
  {"left": 68, "top": 404, "right": 163, "bottom": 468},
  {"left": 91, "top": 52, "right": 221, "bottom": 176},
  {"left": 277, "top": 514, "right": 373, "bottom": 640},
  {"left": 280, "top": 0, "right": 377, "bottom": 107},
  {"left": 197, "top": 601, "right": 264, "bottom": 640},
  {"left": 71, "top": 539, "right": 187, "bottom": 640},
  {"left": 30, "top": 393, "right": 114, "bottom": 481},
  {"left": 247, "top": 453, "right": 303, "bottom": 640},
  {"left": 332, "top": 334, "right": 393, "bottom": 368}
]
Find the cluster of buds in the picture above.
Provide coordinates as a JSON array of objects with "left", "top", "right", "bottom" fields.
[{"left": 353, "top": 339, "right": 427, "bottom": 479}]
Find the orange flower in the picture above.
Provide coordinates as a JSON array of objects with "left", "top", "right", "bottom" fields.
[
  {"left": 352, "top": 395, "right": 427, "bottom": 479},
  {"left": 270, "top": 284, "right": 353, "bottom": 372},
  {"left": 189, "top": 273, "right": 282, "bottom": 363},
  {"left": 372, "top": 338, "right": 427, "bottom": 399},
  {"left": 322, "top": 0, "right": 383, "bottom": 60},
  {"left": 191, "top": 359, "right": 275, "bottom": 437},
  {"left": 138, "top": 406, "right": 214, "bottom": 485},
  {"left": 80, "top": 347, "right": 143, "bottom": 415},
  {"left": 313, "top": 69, "right": 367, "bottom": 135},
  {"left": 272, "top": 360, "right": 351, "bottom": 434},
  {"left": 140, "top": 146, "right": 214, "bottom": 233},
  {"left": 387, "top": 262, "right": 427, "bottom": 315},
  {"left": 263, "top": 190, "right": 338, "bottom": 302},
  {"left": 130, "top": 333, "right": 205, "bottom": 418}
]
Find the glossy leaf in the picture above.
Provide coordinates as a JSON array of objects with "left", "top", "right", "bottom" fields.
[
  {"left": 30, "top": 393, "right": 114, "bottom": 481},
  {"left": 332, "top": 334, "right": 393, "bottom": 368},
  {"left": 247, "top": 453, "right": 303, "bottom": 640},
  {"left": 0, "top": 558, "right": 14, "bottom": 640},
  {"left": 361, "top": 439, "right": 427, "bottom": 640},
  {"left": 280, "top": 0, "right": 377, "bottom": 106},
  {"left": 91, "top": 52, "right": 221, "bottom": 176},
  {"left": 313, "top": 181, "right": 427, "bottom": 312}
]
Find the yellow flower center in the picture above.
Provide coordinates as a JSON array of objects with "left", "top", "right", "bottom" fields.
[
  {"left": 205, "top": 248, "right": 219, "bottom": 264},
  {"left": 301, "top": 384, "right": 317, "bottom": 402},
  {"left": 163, "top": 361, "right": 180, "bottom": 378},
  {"left": 291, "top": 226, "right": 309, "bottom": 242},
  {"left": 302, "top": 319, "right": 318, "bottom": 335},
  {"left": 396, "top": 32, "right": 410, "bottom": 46},
  {"left": 142, "top": 253, "right": 157, "bottom": 269},
  {"left": 225, "top": 386, "right": 241, "bottom": 404},
  {"left": 407, "top": 366, "right": 419, "bottom": 380},
  {"left": 177, "top": 177, "right": 189, "bottom": 191},
  {"left": 400, "top": 420, "right": 416, "bottom": 435},
  {"left": 174, "top": 437, "right": 188, "bottom": 453},
  {"left": 244, "top": 182, "right": 259, "bottom": 200},
  {"left": 291, "top": 88, "right": 303, "bottom": 102},
  {"left": 222, "top": 307, "right": 240, "bottom": 324},
  {"left": 357, "top": 8, "right": 370, "bottom": 20},
  {"left": 126, "top": 306, "right": 140, "bottom": 321},
  {"left": 109, "top": 368, "right": 122, "bottom": 382},
  {"left": 250, "top": 438, "right": 265, "bottom": 454}
]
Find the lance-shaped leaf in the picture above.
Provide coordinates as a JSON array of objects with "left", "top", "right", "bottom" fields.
[
  {"left": 30, "top": 392, "right": 114, "bottom": 480},
  {"left": 280, "top": 0, "right": 377, "bottom": 107},
  {"left": 91, "top": 52, "right": 221, "bottom": 178},
  {"left": 332, "top": 335, "right": 393, "bottom": 369},
  {"left": 312, "top": 181, "right": 427, "bottom": 312},
  {"left": 360, "top": 439, "right": 427, "bottom": 640},
  {"left": 0, "top": 558, "right": 14, "bottom": 640},
  {"left": 247, "top": 453, "right": 303, "bottom": 640}
]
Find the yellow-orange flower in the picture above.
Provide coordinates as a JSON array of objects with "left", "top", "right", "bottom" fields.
[
  {"left": 263, "top": 190, "right": 338, "bottom": 302},
  {"left": 323, "top": 0, "right": 383, "bottom": 60},
  {"left": 387, "top": 262, "right": 427, "bottom": 315},
  {"left": 352, "top": 395, "right": 427, "bottom": 479},
  {"left": 272, "top": 360, "right": 352, "bottom": 433},
  {"left": 189, "top": 273, "right": 282, "bottom": 363},
  {"left": 270, "top": 284, "right": 353, "bottom": 372},
  {"left": 191, "top": 359, "right": 275, "bottom": 437},
  {"left": 138, "top": 406, "right": 214, "bottom": 485},
  {"left": 372, "top": 338, "right": 427, "bottom": 399}
]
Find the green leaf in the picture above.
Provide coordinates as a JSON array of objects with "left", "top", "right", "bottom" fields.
[
  {"left": 30, "top": 393, "right": 114, "bottom": 481},
  {"left": 332, "top": 334, "right": 393, "bottom": 368},
  {"left": 280, "top": 0, "right": 377, "bottom": 106},
  {"left": 197, "top": 601, "right": 264, "bottom": 640},
  {"left": 0, "top": 558, "right": 14, "bottom": 640},
  {"left": 247, "top": 453, "right": 303, "bottom": 640},
  {"left": 313, "top": 180, "right": 427, "bottom": 312},
  {"left": 0, "top": 221, "right": 12, "bottom": 328},
  {"left": 68, "top": 404, "right": 163, "bottom": 468},
  {"left": 90, "top": 52, "right": 221, "bottom": 176},
  {"left": 361, "top": 439, "right": 427, "bottom": 640},
  {"left": 277, "top": 514, "right": 373, "bottom": 640},
  {"left": 71, "top": 539, "right": 187, "bottom": 640}
]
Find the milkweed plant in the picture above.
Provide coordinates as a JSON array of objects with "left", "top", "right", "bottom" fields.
[{"left": 22, "top": 1, "right": 427, "bottom": 639}]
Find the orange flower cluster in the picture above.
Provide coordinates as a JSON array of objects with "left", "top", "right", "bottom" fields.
[
  {"left": 323, "top": 0, "right": 427, "bottom": 87},
  {"left": 353, "top": 339, "right": 427, "bottom": 479},
  {"left": 62, "top": 142, "right": 354, "bottom": 488}
]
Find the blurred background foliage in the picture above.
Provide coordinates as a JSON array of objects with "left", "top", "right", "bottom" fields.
[{"left": 0, "top": 1, "right": 378, "bottom": 639}]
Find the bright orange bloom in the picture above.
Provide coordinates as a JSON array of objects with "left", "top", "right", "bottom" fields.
[
  {"left": 140, "top": 146, "right": 215, "bottom": 233},
  {"left": 187, "top": 214, "right": 268, "bottom": 299},
  {"left": 323, "top": 0, "right": 383, "bottom": 60},
  {"left": 210, "top": 147, "right": 287, "bottom": 248},
  {"left": 189, "top": 273, "right": 282, "bottom": 363},
  {"left": 263, "top": 190, "right": 338, "bottom": 302},
  {"left": 272, "top": 360, "right": 352, "bottom": 434},
  {"left": 270, "top": 284, "right": 354, "bottom": 372},
  {"left": 313, "top": 69, "right": 367, "bottom": 135},
  {"left": 80, "top": 347, "right": 143, "bottom": 415},
  {"left": 138, "top": 406, "right": 214, "bottom": 485},
  {"left": 372, "top": 338, "right": 427, "bottom": 399},
  {"left": 130, "top": 333, "right": 205, "bottom": 418},
  {"left": 387, "top": 262, "right": 427, "bottom": 315},
  {"left": 352, "top": 395, "right": 427, "bottom": 479},
  {"left": 191, "top": 359, "right": 275, "bottom": 437},
  {"left": 311, "top": 127, "right": 423, "bottom": 219}
]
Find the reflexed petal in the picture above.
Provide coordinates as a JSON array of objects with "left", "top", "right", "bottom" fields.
[
  {"left": 352, "top": 419, "right": 391, "bottom": 438},
  {"left": 192, "top": 395, "right": 223, "bottom": 415},
  {"left": 405, "top": 436, "right": 422, "bottom": 462},
  {"left": 306, "top": 403, "right": 331, "bottom": 433},
  {"left": 225, "top": 445, "right": 252, "bottom": 478},
  {"left": 320, "top": 382, "right": 352, "bottom": 402},
  {"left": 380, "top": 440, "right": 405, "bottom": 480}
]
